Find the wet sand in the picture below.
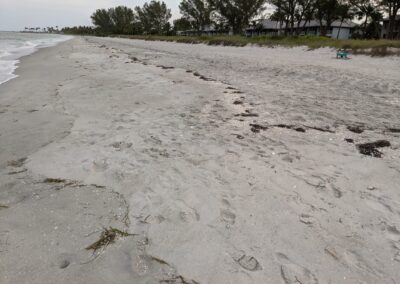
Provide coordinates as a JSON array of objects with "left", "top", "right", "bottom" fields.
[{"left": 0, "top": 37, "right": 400, "bottom": 283}]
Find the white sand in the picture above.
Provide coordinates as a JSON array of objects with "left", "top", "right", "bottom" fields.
[{"left": 0, "top": 37, "right": 400, "bottom": 283}]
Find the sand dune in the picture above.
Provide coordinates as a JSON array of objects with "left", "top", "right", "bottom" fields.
[{"left": 0, "top": 37, "right": 399, "bottom": 283}]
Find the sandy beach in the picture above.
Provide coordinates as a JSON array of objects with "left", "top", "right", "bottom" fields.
[{"left": 1, "top": 36, "right": 400, "bottom": 283}]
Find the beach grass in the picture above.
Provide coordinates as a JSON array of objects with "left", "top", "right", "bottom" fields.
[{"left": 113, "top": 35, "right": 400, "bottom": 56}]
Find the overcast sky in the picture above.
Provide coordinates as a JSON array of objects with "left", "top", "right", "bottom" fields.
[{"left": 0, "top": 0, "right": 181, "bottom": 31}]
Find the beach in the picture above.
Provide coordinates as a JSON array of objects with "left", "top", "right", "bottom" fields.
[{"left": 0, "top": 36, "right": 400, "bottom": 283}]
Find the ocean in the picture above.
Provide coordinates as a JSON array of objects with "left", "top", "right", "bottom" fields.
[{"left": 0, "top": 31, "right": 72, "bottom": 85}]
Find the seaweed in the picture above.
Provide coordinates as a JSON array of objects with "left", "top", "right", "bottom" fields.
[
  {"left": 274, "top": 124, "right": 306, "bottom": 133},
  {"left": 357, "top": 140, "right": 391, "bottom": 158},
  {"left": 347, "top": 125, "right": 364, "bottom": 134},
  {"left": 240, "top": 112, "right": 259, "bottom": 117},
  {"left": 157, "top": 65, "right": 175, "bottom": 70},
  {"left": 305, "top": 126, "right": 335, "bottom": 133},
  {"left": 249, "top": 123, "right": 268, "bottom": 133},
  {"left": 43, "top": 178, "right": 68, "bottom": 183},
  {"left": 387, "top": 128, "right": 400, "bottom": 133},
  {"left": 151, "top": 256, "right": 169, "bottom": 265},
  {"left": 86, "top": 227, "right": 133, "bottom": 251}
]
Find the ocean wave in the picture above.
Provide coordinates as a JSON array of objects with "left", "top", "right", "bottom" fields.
[{"left": 0, "top": 32, "right": 72, "bottom": 85}]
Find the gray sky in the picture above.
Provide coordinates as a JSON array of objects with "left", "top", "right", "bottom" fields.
[{"left": 0, "top": 0, "right": 181, "bottom": 31}]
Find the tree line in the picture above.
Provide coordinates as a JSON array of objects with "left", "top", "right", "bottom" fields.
[
  {"left": 63, "top": 1, "right": 172, "bottom": 36},
  {"left": 61, "top": 0, "right": 400, "bottom": 39},
  {"left": 267, "top": 0, "right": 399, "bottom": 38},
  {"left": 23, "top": 26, "right": 59, "bottom": 33}
]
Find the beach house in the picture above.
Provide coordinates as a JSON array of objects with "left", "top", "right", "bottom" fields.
[
  {"left": 246, "top": 19, "right": 356, "bottom": 39},
  {"left": 381, "top": 16, "right": 400, "bottom": 39}
]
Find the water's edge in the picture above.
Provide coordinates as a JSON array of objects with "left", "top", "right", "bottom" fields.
[{"left": 0, "top": 33, "right": 73, "bottom": 85}]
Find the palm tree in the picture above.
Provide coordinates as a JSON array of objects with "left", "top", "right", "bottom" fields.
[{"left": 336, "top": 3, "right": 355, "bottom": 39}]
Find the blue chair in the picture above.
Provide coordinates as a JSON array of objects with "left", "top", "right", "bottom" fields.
[{"left": 336, "top": 49, "right": 349, "bottom": 59}]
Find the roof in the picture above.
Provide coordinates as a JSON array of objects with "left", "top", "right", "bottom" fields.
[
  {"left": 248, "top": 19, "right": 356, "bottom": 30},
  {"left": 383, "top": 15, "right": 400, "bottom": 21},
  {"left": 260, "top": 20, "right": 284, "bottom": 30}
]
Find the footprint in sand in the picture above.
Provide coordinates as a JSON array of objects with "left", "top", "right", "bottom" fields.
[
  {"left": 7, "top": 157, "right": 27, "bottom": 168},
  {"left": 276, "top": 253, "right": 319, "bottom": 284},
  {"left": 330, "top": 183, "right": 343, "bottom": 198},
  {"left": 220, "top": 209, "right": 236, "bottom": 225},
  {"left": 324, "top": 246, "right": 380, "bottom": 277},
  {"left": 179, "top": 209, "right": 200, "bottom": 223},
  {"left": 380, "top": 222, "right": 400, "bottom": 242},
  {"left": 176, "top": 200, "right": 200, "bottom": 223},
  {"left": 110, "top": 141, "right": 133, "bottom": 151},
  {"left": 237, "top": 254, "right": 262, "bottom": 271},
  {"left": 93, "top": 158, "right": 109, "bottom": 171},
  {"left": 361, "top": 192, "right": 395, "bottom": 214}
]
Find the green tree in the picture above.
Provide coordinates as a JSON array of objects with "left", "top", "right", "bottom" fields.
[
  {"left": 179, "top": 0, "right": 213, "bottom": 31},
  {"left": 351, "top": 0, "right": 382, "bottom": 37},
  {"left": 91, "top": 6, "right": 135, "bottom": 34},
  {"left": 295, "top": 0, "right": 318, "bottom": 34},
  {"left": 269, "top": 0, "right": 293, "bottom": 35},
  {"left": 365, "top": 8, "right": 383, "bottom": 38},
  {"left": 209, "top": 0, "right": 267, "bottom": 34},
  {"left": 335, "top": 2, "right": 355, "bottom": 38},
  {"left": 91, "top": 9, "right": 113, "bottom": 32},
  {"left": 379, "top": 0, "right": 400, "bottom": 38},
  {"left": 173, "top": 17, "right": 194, "bottom": 32},
  {"left": 109, "top": 6, "right": 135, "bottom": 34},
  {"left": 135, "top": 1, "right": 172, "bottom": 34},
  {"left": 314, "top": 0, "right": 340, "bottom": 36}
]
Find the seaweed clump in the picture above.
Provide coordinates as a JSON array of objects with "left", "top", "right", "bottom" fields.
[
  {"left": 86, "top": 227, "right": 132, "bottom": 251},
  {"left": 357, "top": 140, "right": 391, "bottom": 158}
]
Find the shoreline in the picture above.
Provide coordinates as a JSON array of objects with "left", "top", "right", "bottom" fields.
[
  {"left": 0, "top": 36, "right": 399, "bottom": 283},
  {"left": 0, "top": 33, "right": 73, "bottom": 85},
  {"left": 0, "top": 38, "right": 75, "bottom": 168}
]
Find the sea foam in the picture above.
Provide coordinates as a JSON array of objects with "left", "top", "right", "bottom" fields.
[{"left": 0, "top": 31, "right": 72, "bottom": 85}]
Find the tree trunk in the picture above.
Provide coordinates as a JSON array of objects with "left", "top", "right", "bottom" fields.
[
  {"left": 291, "top": 18, "right": 295, "bottom": 35},
  {"left": 284, "top": 19, "right": 290, "bottom": 36},
  {"left": 337, "top": 19, "right": 343, "bottom": 39},
  {"left": 363, "top": 16, "right": 368, "bottom": 38},
  {"left": 388, "top": 14, "right": 395, "bottom": 39},
  {"left": 319, "top": 19, "right": 326, "bottom": 36},
  {"left": 296, "top": 19, "right": 302, "bottom": 35}
]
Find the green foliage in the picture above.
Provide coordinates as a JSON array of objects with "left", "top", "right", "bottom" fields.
[
  {"left": 91, "top": 9, "right": 113, "bottom": 32},
  {"left": 62, "top": 26, "right": 98, "bottom": 35},
  {"left": 63, "top": 0, "right": 396, "bottom": 40},
  {"left": 173, "top": 17, "right": 194, "bottom": 32},
  {"left": 91, "top": 6, "right": 135, "bottom": 34},
  {"left": 379, "top": 0, "right": 400, "bottom": 39},
  {"left": 117, "top": 34, "right": 400, "bottom": 56},
  {"left": 135, "top": 1, "right": 172, "bottom": 35},
  {"left": 209, "top": 0, "right": 267, "bottom": 34},
  {"left": 179, "top": 0, "right": 213, "bottom": 31},
  {"left": 314, "top": 0, "right": 340, "bottom": 36},
  {"left": 350, "top": 0, "right": 383, "bottom": 38},
  {"left": 109, "top": 6, "right": 135, "bottom": 34}
]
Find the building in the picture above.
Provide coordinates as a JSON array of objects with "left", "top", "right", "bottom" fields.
[
  {"left": 381, "top": 15, "right": 400, "bottom": 39},
  {"left": 246, "top": 19, "right": 356, "bottom": 39},
  {"left": 177, "top": 25, "right": 229, "bottom": 36}
]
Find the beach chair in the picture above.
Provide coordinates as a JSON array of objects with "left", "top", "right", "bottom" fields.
[{"left": 336, "top": 49, "right": 349, "bottom": 59}]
